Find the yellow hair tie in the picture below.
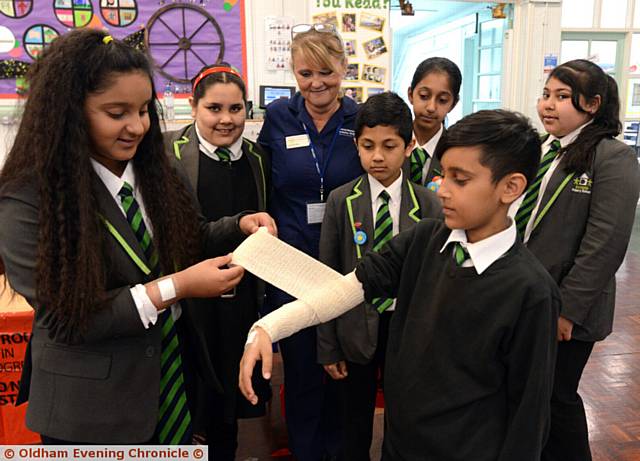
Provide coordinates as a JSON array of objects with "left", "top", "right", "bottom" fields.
[{"left": 102, "top": 35, "right": 114, "bottom": 44}]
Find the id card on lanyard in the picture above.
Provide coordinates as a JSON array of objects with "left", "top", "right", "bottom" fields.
[{"left": 303, "top": 121, "right": 343, "bottom": 224}]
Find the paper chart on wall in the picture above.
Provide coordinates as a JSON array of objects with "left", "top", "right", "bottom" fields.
[{"left": 264, "top": 15, "right": 293, "bottom": 71}]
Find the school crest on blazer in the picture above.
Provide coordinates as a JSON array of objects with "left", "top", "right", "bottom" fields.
[{"left": 571, "top": 173, "right": 593, "bottom": 194}]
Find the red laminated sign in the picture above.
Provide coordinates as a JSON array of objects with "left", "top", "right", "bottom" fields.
[{"left": 0, "top": 279, "right": 39, "bottom": 444}]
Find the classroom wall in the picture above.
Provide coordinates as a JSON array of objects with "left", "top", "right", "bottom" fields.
[
  {"left": 241, "top": 0, "right": 563, "bottom": 131},
  {"left": 0, "top": 0, "right": 564, "bottom": 168},
  {"left": 243, "top": 0, "right": 309, "bottom": 106},
  {"left": 501, "top": 1, "right": 562, "bottom": 131}
]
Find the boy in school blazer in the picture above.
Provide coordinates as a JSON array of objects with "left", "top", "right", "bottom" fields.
[
  {"left": 317, "top": 177, "right": 440, "bottom": 363},
  {"left": 316, "top": 93, "right": 441, "bottom": 459},
  {"left": 164, "top": 122, "right": 271, "bottom": 454}
]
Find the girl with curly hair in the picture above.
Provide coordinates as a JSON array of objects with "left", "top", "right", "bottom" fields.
[{"left": 0, "top": 28, "right": 274, "bottom": 444}]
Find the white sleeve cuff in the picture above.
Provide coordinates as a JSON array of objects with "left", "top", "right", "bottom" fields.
[{"left": 130, "top": 284, "right": 160, "bottom": 329}]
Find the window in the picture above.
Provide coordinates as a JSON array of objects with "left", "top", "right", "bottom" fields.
[{"left": 473, "top": 17, "right": 504, "bottom": 111}]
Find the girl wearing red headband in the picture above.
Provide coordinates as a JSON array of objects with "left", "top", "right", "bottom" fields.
[{"left": 163, "top": 64, "right": 271, "bottom": 459}]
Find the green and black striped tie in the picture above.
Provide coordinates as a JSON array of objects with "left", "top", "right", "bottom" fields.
[
  {"left": 216, "top": 146, "right": 232, "bottom": 163},
  {"left": 454, "top": 242, "right": 470, "bottom": 266},
  {"left": 410, "top": 147, "right": 427, "bottom": 185},
  {"left": 372, "top": 190, "right": 394, "bottom": 313},
  {"left": 118, "top": 181, "right": 192, "bottom": 445},
  {"left": 515, "top": 140, "right": 561, "bottom": 238}
]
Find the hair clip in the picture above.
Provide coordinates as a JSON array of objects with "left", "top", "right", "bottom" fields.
[{"left": 102, "top": 35, "right": 114, "bottom": 44}]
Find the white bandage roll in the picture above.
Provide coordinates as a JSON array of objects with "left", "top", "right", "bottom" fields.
[
  {"left": 233, "top": 228, "right": 365, "bottom": 343},
  {"left": 232, "top": 227, "right": 343, "bottom": 299}
]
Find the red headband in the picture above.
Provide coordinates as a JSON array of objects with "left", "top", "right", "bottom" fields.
[{"left": 192, "top": 66, "right": 242, "bottom": 93}]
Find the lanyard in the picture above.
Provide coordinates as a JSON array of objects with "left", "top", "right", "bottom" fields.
[{"left": 302, "top": 122, "right": 343, "bottom": 201}]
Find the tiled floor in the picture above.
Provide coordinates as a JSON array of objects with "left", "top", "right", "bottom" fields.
[{"left": 237, "top": 205, "right": 640, "bottom": 461}]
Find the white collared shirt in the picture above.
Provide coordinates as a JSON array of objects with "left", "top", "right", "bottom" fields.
[
  {"left": 91, "top": 159, "right": 180, "bottom": 328},
  {"left": 510, "top": 120, "right": 591, "bottom": 242},
  {"left": 414, "top": 124, "right": 443, "bottom": 182},
  {"left": 368, "top": 172, "right": 403, "bottom": 311},
  {"left": 368, "top": 171, "right": 403, "bottom": 238},
  {"left": 439, "top": 219, "right": 517, "bottom": 275},
  {"left": 91, "top": 159, "right": 153, "bottom": 236},
  {"left": 195, "top": 122, "right": 244, "bottom": 161}
]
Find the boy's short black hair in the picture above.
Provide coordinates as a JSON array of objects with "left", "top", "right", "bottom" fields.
[
  {"left": 435, "top": 110, "right": 541, "bottom": 186},
  {"left": 355, "top": 92, "right": 413, "bottom": 146}
]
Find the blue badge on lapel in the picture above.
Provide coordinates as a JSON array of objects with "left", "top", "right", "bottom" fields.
[
  {"left": 571, "top": 173, "right": 592, "bottom": 194},
  {"left": 354, "top": 230, "right": 367, "bottom": 245},
  {"left": 426, "top": 175, "right": 443, "bottom": 192}
]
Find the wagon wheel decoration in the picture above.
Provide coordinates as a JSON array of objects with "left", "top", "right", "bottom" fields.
[
  {"left": 0, "top": 0, "right": 33, "bottom": 19},
  {"left": 53, "top": 0, "right": 93, "bottom": 28},
  {"left": 145, "top": 3, "right": 225, "bottom": 84},
  {"left": 23, "top": 24, "right": 59, "bottom": 60}
]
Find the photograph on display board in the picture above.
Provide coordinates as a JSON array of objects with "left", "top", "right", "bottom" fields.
[
  {"left": 312, "top": 11, "right": 338, "bottom": 28},
  {"left": 342, "top": 86, "right": 363, "bottom": 103},
  {"left": 362, "top": 64, "right": 385, "bottom": 84},
  {"left": 344, "top": 39, "right": 357, "bottom": 57},
  {"left": 359, "top": 11, "right": 384, "bottom": 31},
  {"left": 345, "top": 62, "right": 359, "bottom": 81},
  {"left": 363, "top": 36, "right": 387, "bottom": 59},
  {"left": 342, "top": 13, "right": 356, "bottom": 33},
  {"left": 367, "top": 87, "right": 384, "bottom": 98}
]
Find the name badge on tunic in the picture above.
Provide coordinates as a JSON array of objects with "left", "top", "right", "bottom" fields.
[
  {"left": 306, "top": 202, "right": 326, "bottom": 224},
  {"left": 286, "top": 134, "right": 311, "bottom": 149}
]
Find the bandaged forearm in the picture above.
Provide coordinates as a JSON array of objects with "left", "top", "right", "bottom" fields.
[
  {"left": 232, "top": 228, "right": 365, "bottom": 343},
  {"left": 254, "top": 271, "right": 364, "bottom": 342}
]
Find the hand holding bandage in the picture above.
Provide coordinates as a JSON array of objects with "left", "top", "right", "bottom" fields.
[
  {"left": 232, "top": 228, "right": 365, "bottom": 404},
  {"left": 144, "top": 253, "right": 244, "bottom": 311}
]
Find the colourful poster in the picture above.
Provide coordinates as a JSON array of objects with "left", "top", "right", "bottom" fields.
[{"left": 0, "top": 0, "right": 246, "bottom": 95}]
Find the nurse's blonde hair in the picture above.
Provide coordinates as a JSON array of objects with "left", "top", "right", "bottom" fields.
[{"left": 291, "top": 28, "right": 347, "bottom": 74}]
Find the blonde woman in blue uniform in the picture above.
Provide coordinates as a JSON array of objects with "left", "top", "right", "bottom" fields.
[{"left": 257, "top": 24, "right": 363, "bottom": 460}]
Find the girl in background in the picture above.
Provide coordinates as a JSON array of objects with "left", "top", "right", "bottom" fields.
[
  {"left": 405, "top": 57, "right": 462, "bottom": 186},
  {"left": 164, "top": 64, "right": 270, "bottom": 459},
  {"left": 521, "top": 59, "right": 640, "bottom": 461}
]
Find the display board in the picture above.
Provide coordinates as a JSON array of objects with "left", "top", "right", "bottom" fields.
[
  {"left": 309, "top": 0, "right": 390, "bottom": 103},
  {"left": 0, "top": 0, "right": 246, "bottom": 95}
]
